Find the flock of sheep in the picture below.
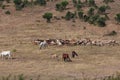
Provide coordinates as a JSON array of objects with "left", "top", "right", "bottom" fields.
[
  {"left": 0, "top": 38, "right": 119, "bottom": 60},
  {"left": 33, "top": 38, "right": 120, "bottom": 49}
]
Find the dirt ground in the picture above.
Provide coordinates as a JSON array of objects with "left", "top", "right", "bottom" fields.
[{"left": 0, "top": 0, "right": 120, "bottom": 80}]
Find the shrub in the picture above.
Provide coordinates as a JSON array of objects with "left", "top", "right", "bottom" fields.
[
  {"left": 103, "top": 0, "right": 114, "bottom": 4},
  {"left": 36, "top": 0, "right": 46, "bottom": 6},
  {"left": 1, "top": 5, "right": 5, "bottom": 9},
  {"left": 55, "top": 1, "right": 68, "bottom": 11},
  {"left": 6, "top": 0, "right": 10, "bottom": 3},
  {"left": 115, "top": 13, "right": 120, "bottom": 24},
  {"left": 98, "top": 5, "right": 107, "bottom": 14},
  {"left": 76, "top": 4, "right": 82, "bottom": 10},
  {"left": 78, "top": 11, "right": 84, "bottom": 19},
  {"left": 61, "top": 0, "right": 69, "bottom": 10},
  {"left": 55, "top": 3, "right": 62, "bottom": 11},
  {"left": 107, "top": 31, "right": 117, "bottom": 36},
  {"left": 88, "top": 14, "right": 99, "bottom": 24},
  {"left": 96, "top": 17, "right": 106, "bottom": 27},
  {"left": 43, "top": 12, "right": 53, "bottom": 22},
  {"left": 5, "top": 10, "right": 11, "bottom": 15},
  {"left": 87, "top": 7, "right": 95, "bottom": 16},
  {"left": 88, "top": 0, "right": 96, "bottom": 7},
  {"left": 72, "top": 0, "right": 77, "bottom": 7},
  {"left": 14, "top": 0, "right": 25, "bottom": 10},
  {"left": 65, "top": 11, "right": 75, "bottom": 20}
]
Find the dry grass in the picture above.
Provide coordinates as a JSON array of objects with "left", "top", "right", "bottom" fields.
[{"left": 0, "top": 0, "right": 120, "bottom": 80}]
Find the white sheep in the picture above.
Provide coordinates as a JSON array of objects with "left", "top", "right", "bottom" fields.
[{"left": 0, "top": 51, "right": 12, "bottom": 59}]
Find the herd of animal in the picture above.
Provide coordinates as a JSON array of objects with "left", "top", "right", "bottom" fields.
[
  {"left": 0, "top": 38, "right": 119, "bottom": 61},
  {"left": 33, "top": 38, "right": 120, "bottom": 49},
  {"left": 51, "top": 51, "right": 78, "bottom": 62}
]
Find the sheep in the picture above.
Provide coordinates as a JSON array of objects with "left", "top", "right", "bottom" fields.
[{"left": 0, "top": 51, "right": 12, "bottom": 59}]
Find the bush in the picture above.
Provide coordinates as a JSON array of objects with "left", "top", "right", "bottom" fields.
[
  {"left": 43, "top": 12, "right": 53, "bottom": 22},
  {"left": 36, "top": 0, "right": 46, "bottom": 6},
  {"left": 88, "top": 0, "right": 96, "bottom": 7},
  {"left": 107, "top": 31, "right": 117, "bottom": 36},
  {"left": 98, "top": 5, "right": 107, "bottom": 14},
  {"left": 14, "top": 0, "right": 25, "bottom": 10},
  {"left": 6, "top": 0, "right": 10, "bottom": 3},
  {"left": 65, "top": 11, "right": 75, "bottom": 20},
  {"left": 88, "top": 14, "right": 99, "bottom": 24},
  {"left": 61, "top": 0, "right": 69, "bottom": 10},
  {"left": 76, "top": 4, "right": 82, "bottom": 11},
  {"left": 1, "top": 5, "right": 5, "bottom": 9},
  {"left": 103, "top": 0, "right": 114, "bottom": 4},
  {"left": 115, "top": 13, "right": 120, "bottom": 24},
  {"left": 55, "top": 3, "right": 62, "bottom": 11},
  {"left": 96, "top": 17, "right": 106, "bottom": 27},
  {"left": 5, "top": 10, "right": 11, "bottom": 15},
  {"left": 55, "top": 1, "right": 68, "bottom": 11},
  {"left": 87, "top": 7, "right": 95, "bottom": 16},
  {"left": 78, "top": 11, "right": 84, "bottom": 19}
]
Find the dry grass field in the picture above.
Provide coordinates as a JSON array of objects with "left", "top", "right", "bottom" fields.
[{"left": 0, "top": 0, "right": 120, "bottom": 80}]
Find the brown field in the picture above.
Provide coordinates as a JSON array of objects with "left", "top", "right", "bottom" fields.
[{"left": 0, "top": 0, "right": 120, "bottom": 80}]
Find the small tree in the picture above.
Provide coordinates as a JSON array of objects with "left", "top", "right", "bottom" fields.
[
  {"left": 72, "top": 0, "right": 77, "bottom": 7},
  {"left": 14, "top": 0, "right": 23, "bottom": 10},
  {"left": 65, "top": 11, "right": 75, "bottom": 20},
  {"left": 36, "top": 0, "right": 46, "bottom": 6},
  {"left": 78, "top": 11, "right": 84, "bottom": 19},
  {"left": 78, "top": 0, "right": 82, "bottom": 4},
  {"left": 76, "top": 4, "right": 82, "bottom": 11},
  {"left": 6, "top": 0, "right": 10, "bottom": 3},
  {"left": 43, "top": 12, "right": 53, "bottom": 22},
  {"left": 55, "top": 3, "right": 62, "bottom": 11},
  {"left": 87, "top": 7, "right": 94, "bottom": 16},
  {"left": 98, "top": 5, "right": 107, "bottom": 14},
  {"left": 5, "top": 10, "right": 11, "bottom": 15},
  {"left": 103, "top": 0, "right": 114, "bottom": 4},
  {"left": 88, "top": 14, "right": 99, "bottom": 24},
  {"left": 96, "top": 17, "right": 106, "bottom": 27},
  {"left": 88, "top": 0, "right": 96, "bottom": 7},
  {"left": 61, "top": 0, "right": 69, "bottom": 10},
  {"left": 115, "top": 13, "right": 120, "bottom": 24}
]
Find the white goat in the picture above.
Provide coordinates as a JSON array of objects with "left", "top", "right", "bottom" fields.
[{"left": 0, "top": 51, "right": 12, "bottom": 59}]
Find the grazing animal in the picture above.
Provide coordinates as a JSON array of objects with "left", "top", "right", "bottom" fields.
[
  {"left": 0, "top": 51, "right": 12, "bottom": 59},
  {"left": 51, "top": 54, "right": 59, "bottom": 61},
  {"left": 72, "top": 51, "right": 78, "bottom": 58},
  {"left": 62, "top": 53, "right": 72, "bottom": 62},
  {"left": 39, "top": 40, "right": 48, "bottom": 49},
  {"left": 56, "top": 39, "right": 62, "bottom": 46}
]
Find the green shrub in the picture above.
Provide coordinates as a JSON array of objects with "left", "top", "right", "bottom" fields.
[
  {"left": 61, "top": 0, "right": 69, "bottom": 10},
  {"left": 65, "top": 11, "right": 75, "bottom": 20},
  {"left": 76, "top": 4, "right": 82, "bottom": 10},
  {"left": 115, "top": 13, "right": 120, "bottom": 24},
  {"left": 36, "top": 0, "right": 46, "bottom": 6},
  {"left": 88, "top": 0, "right": 96, "bottom": 7},
  {"left": 96, "top": 17, "right": 106, "bottom": 27},
  {"left": 87, "top": 7, "right": 95, "bottom": 16},
  {"left": 55, "top": 3, "right": 62, "bottom": 11},
  {"left": 88, "top": 14, "right": 99, "bottom": 24},
  {"left": 6, "top": 0, "right": 10, "bottom": 3},
  {"left": 98, "top": 5, "right": 107, "bottom": 14},
  {"left": 103, "top": 0, "right": 114, "bottom": 4},
  {"left": 107, "top": 31, "right": 117, "bottom": 36},
  {"left": 5, "top": 10, "right": 11, "bottom": 15},
  {"left": 78, "top": 11, "right": 84, "bottom": 19},
  {"left": 55, "top": 0, "right": 68, "bottom": 11},
  {"left": 43, "top": 12, "right": 53, "bottom": 22},
  {"left": 1, "top": 5, "right": 5, "bottom": 9}
]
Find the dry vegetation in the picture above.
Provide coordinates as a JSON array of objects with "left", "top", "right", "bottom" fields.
[{"left": 0, "top": 0, "right": 120, "bottom": 80}]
